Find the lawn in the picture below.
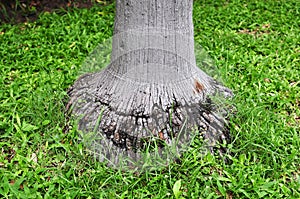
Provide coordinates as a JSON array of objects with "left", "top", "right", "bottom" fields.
[{"left": 0, "top": 0, "right": 299, "bottom": 198}]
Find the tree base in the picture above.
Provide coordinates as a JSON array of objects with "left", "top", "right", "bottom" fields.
[{"left": 67, "top": 66, "right": 233, "bottom": 169}]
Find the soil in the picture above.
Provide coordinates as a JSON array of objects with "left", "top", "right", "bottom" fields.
[{"left": 0, "top": 0, "right": 112, "bottom": 24}]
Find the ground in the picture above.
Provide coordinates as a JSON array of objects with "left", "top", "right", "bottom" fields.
[
  {"left": 0, "top": 0, "right": 299, "bottom": 198},
  {"left": 0, "top": 0, "right": 112, "bottom": 24}
]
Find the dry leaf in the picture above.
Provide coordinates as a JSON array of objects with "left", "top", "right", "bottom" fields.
[{"left": 31, "top": 153, "right": 38, "bottom": 163}]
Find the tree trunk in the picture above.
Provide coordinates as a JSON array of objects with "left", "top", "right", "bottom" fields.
[{"left": 67, "top": 0, "right": 233, "bottom": 169}]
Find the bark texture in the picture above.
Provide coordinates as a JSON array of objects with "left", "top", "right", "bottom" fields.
[{"left": 67, "top": 0, "right": 233, "bottom": 168}]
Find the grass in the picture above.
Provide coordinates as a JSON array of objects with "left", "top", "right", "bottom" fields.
[{"left": 0, "top": 0, "right": 299, "bottom": 198}]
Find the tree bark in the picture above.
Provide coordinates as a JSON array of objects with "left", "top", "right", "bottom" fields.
[{"left": 67, "top": 0, "right": 233, "bottom": 168}]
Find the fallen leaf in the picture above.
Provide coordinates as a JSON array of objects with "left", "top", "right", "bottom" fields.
[
  {"left": 10, "top": 180, "right": 15, "bottom": 185},
  {"left": 262, "top": 24, "right": 271, "bottom": 29},
  {"left": 264, "top": 78, "right": 271, "bottom": 83},
  {"left": 289, "top": 81, "right": 299, "bottom": 87},
  {"left": 31, "top": 152, "right": 38, "bottom": 163}
]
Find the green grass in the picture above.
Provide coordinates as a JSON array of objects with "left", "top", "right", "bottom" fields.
[{"left": 0, "top": 0, "right": 299, "bottom": 198}]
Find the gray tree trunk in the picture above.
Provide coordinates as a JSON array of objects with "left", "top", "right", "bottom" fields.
[{"left": 67, "top": 0, "right": 233, "bottom": 168}]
